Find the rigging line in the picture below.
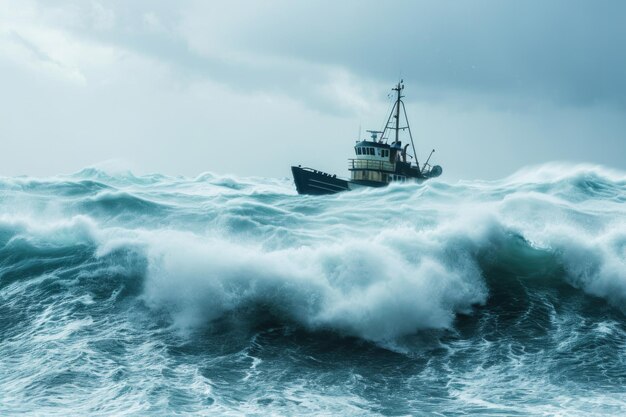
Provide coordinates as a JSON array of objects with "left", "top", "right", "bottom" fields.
[
  {"left": 379, "top": 97, "right": 395, "bottom": 142},
  {"left": 380, "top": 99, "right": 397, "bottom": 144},
  {"left": 401, "top": 100, "right": 419, "bottom": 168}
]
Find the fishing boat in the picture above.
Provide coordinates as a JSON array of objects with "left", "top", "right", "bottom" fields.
[{"left": 291, "top": 80, "right": 442, "bottom": 195}]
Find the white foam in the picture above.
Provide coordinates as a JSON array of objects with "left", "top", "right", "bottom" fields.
[
  {"left": 122, "top": 212, "right": 492, "bottom": 341},
  {"left": 1, "top": 162, "right": 625, "bottom": 342}
]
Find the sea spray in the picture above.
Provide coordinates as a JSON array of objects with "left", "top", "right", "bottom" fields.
[{"left": 1, "top": 163, "right": 625, "bottom": 416}]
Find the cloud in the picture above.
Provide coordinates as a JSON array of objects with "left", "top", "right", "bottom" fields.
[
  {"left": 8, "top": 0, "right": 624, "bottom": 111},
  {"left": 0, "top": 0, "right": 624, "bottom": 179},
  {"left": 211, "top": 0, "right": 626, "bottom": 108}
]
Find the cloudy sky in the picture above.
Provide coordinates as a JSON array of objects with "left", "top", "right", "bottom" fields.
[{"left": 1, "top": 0, "right": 625, "bottom": 180}]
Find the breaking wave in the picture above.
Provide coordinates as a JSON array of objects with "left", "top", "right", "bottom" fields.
[{"left": 1, "top": 163, "right": 625, "bottom": 416}]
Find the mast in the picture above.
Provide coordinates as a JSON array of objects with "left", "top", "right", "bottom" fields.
[
  {"left": 381, "top": 80, "right": 419, "bottom": 167},
  {"left": 393, "top": 81, "right": 402, "bottom": 143}
]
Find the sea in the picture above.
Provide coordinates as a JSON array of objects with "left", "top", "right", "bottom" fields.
[{"left": 1, "top": 163, "right": 625, "bottom": 416}]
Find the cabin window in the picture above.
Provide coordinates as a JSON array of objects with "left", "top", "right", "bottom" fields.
[
  {"left": 357, "top": 147, "right": 361, "bottom": 155},
  {"left": 369, "top": 148, "right": 374, "bottom": 155}
]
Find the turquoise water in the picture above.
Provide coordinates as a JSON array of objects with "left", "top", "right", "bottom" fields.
[{"left": 1, "top": 164, "right": 625, "bottom": 416}]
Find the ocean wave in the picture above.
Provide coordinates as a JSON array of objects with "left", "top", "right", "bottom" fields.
[
  {"left": 1, "top": 162, "right": 623, "bottom": 343},
  {"left": 2, "top": 162, "right": 626, "bottom": 415}
]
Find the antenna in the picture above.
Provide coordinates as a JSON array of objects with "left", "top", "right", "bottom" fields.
[{"left": 366, "top": 130, "right": 384, "bottom": 142}]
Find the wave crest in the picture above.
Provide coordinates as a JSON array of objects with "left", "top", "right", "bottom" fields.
[{"left": 1, "top": 162, "right": 625, "bottom": 342}]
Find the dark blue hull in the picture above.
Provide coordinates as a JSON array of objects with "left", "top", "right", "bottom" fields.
[
  {"left": 291, "top": 164, "right": 441, "bottom": 195},
  {"left": 291, "top": 166, "right": 350, "bottom": 195}
]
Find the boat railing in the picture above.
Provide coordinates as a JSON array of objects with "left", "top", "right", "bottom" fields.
[
  {"left": 297, "top": 166, "right": 339, "bottom": 178},
  {"left": 348, "top": 159, "right": 396, "bottom": 172}
]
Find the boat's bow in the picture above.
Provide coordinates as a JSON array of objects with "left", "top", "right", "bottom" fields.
[{"left": 291, "top": 166, "right": 350, "bottom": 195}]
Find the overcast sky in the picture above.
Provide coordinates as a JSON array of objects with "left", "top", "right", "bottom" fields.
[{"left": 1, "top": 0, "right": 625, "bottom": 180}]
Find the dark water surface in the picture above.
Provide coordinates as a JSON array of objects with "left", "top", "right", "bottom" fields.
[{"left": 1, "top": 164, "right": 625, "bottom": 416}]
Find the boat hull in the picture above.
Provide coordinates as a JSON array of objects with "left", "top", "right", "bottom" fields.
[
  {"left": 291, "top": 166, "right": 351, "bottom": 195},
  {"left": 291, "top": 165, "right": 441, "bottom": 195}
]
